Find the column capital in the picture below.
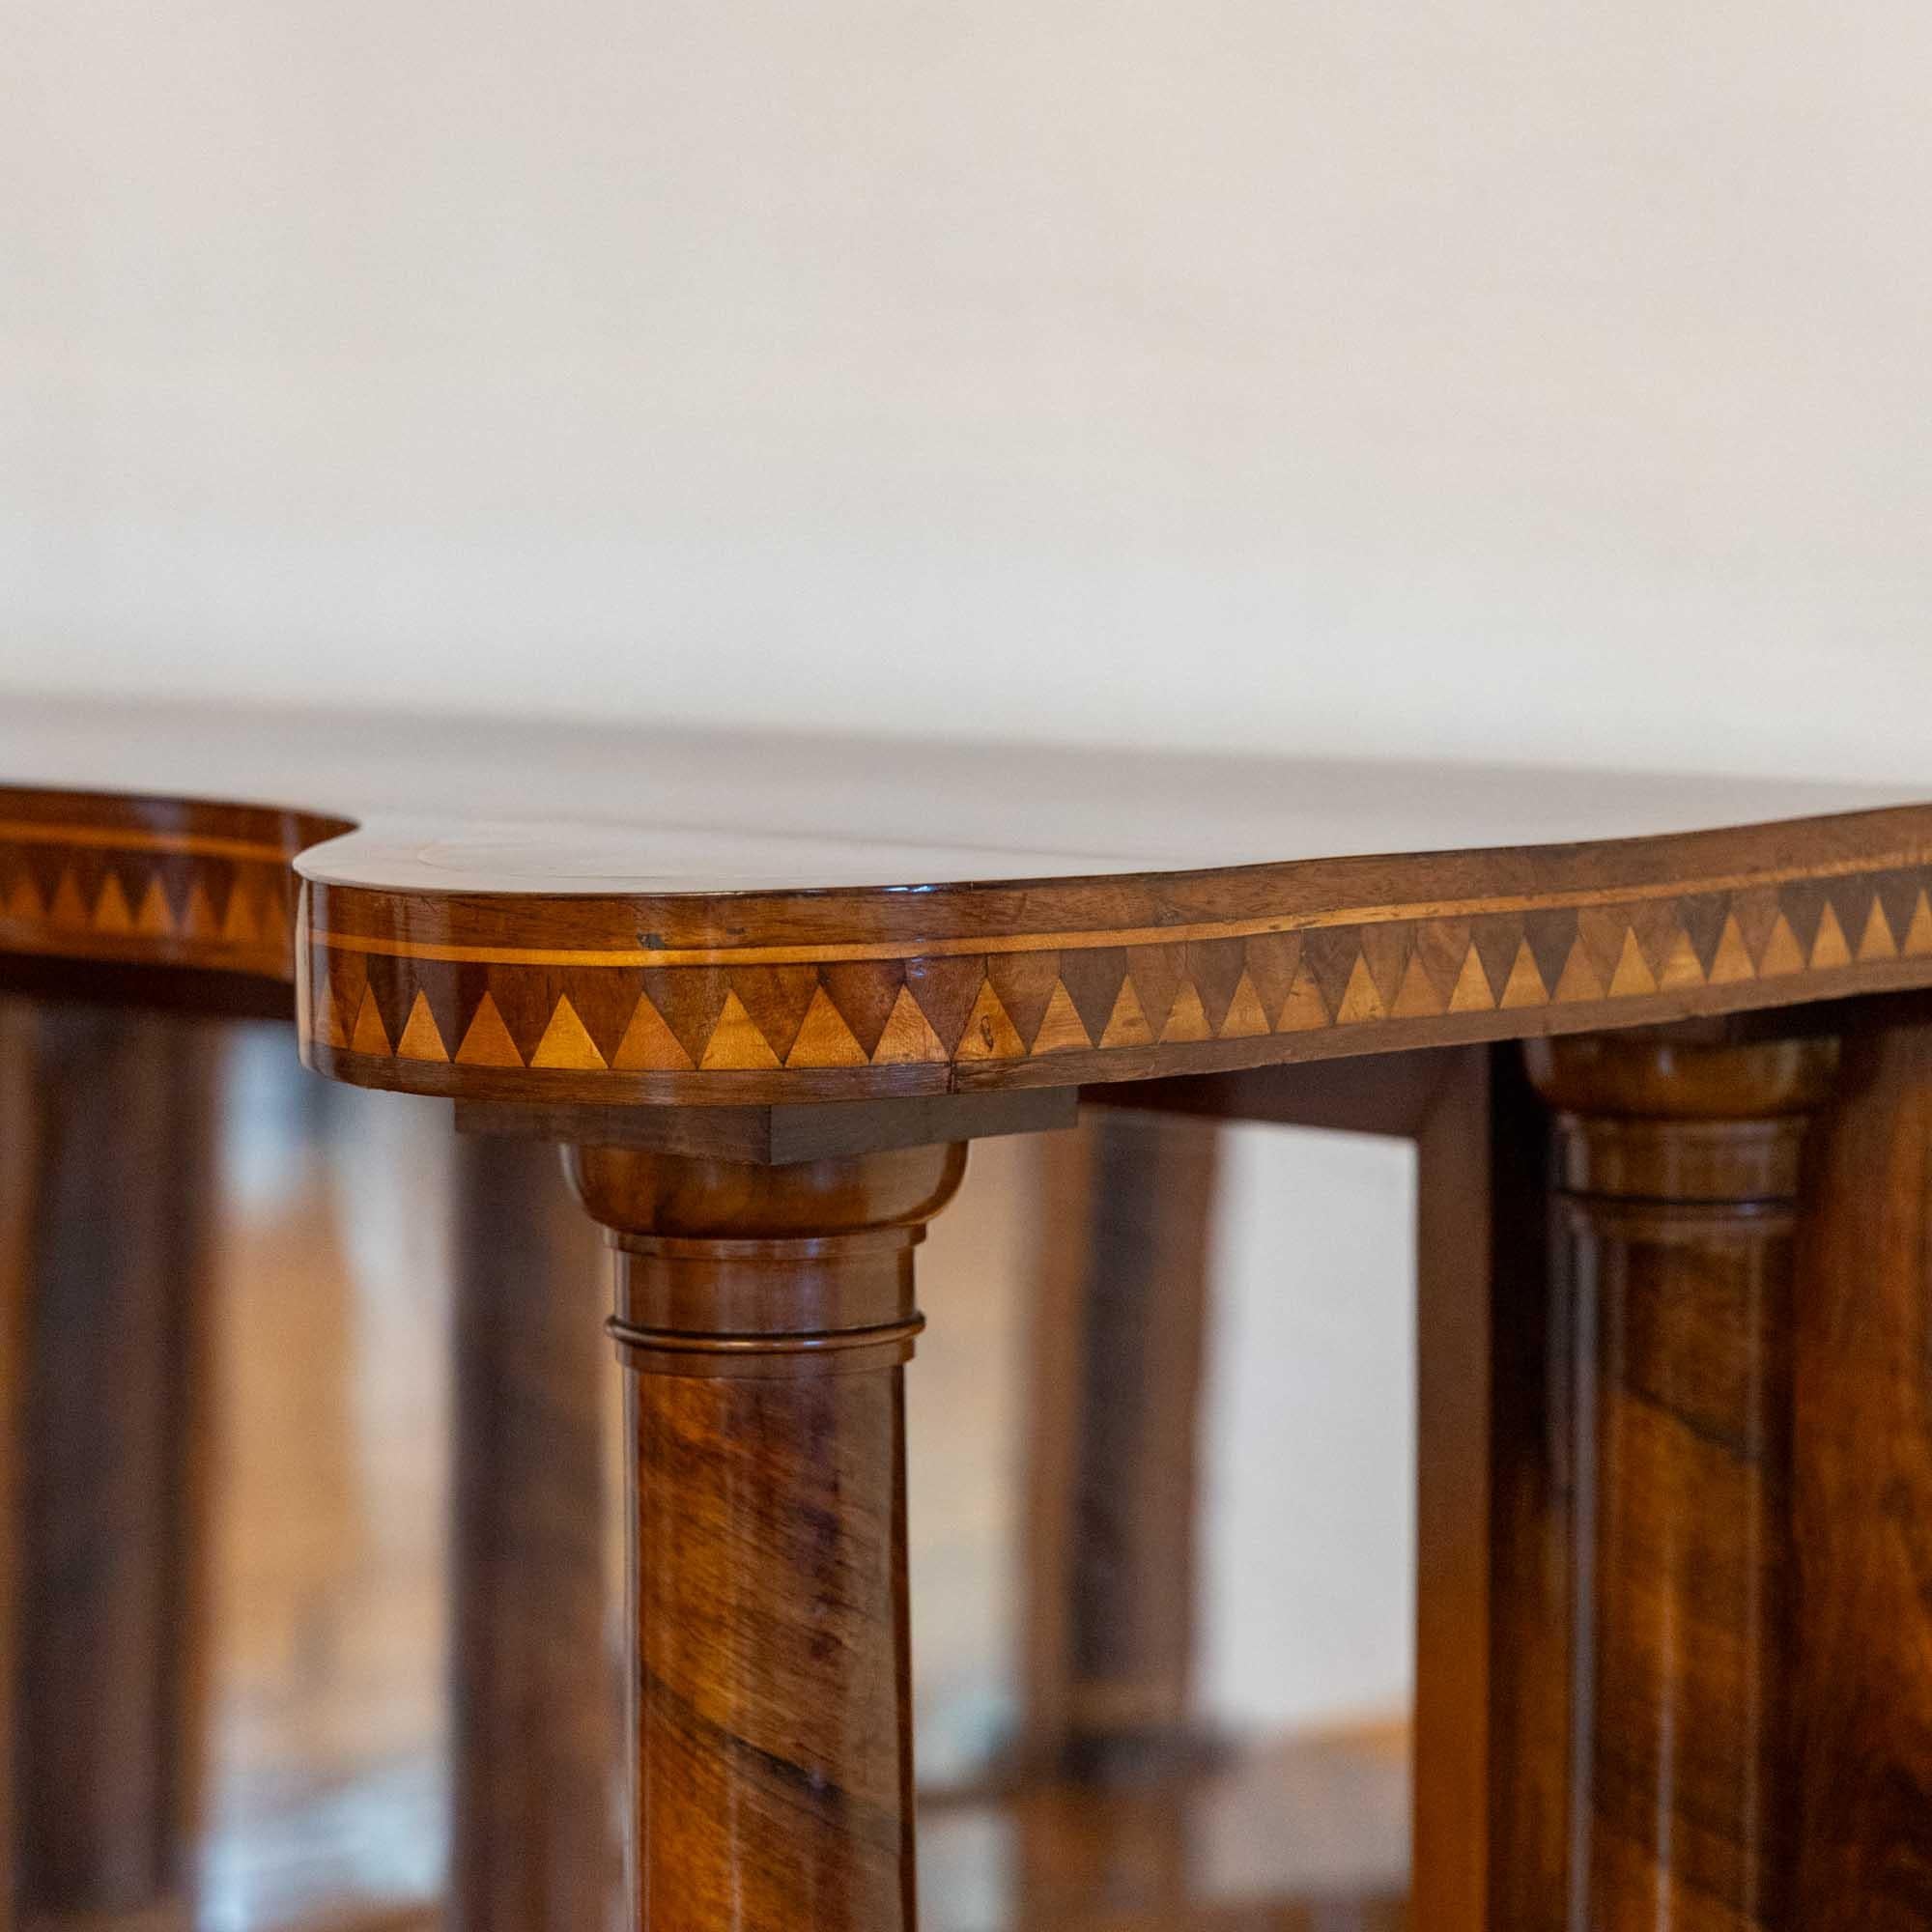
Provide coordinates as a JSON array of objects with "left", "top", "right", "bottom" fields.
[
  {"left": 1526, "top": 1032, "right": 1841, "bottom": 1203},
  {"left": 563, "top": 1142, "right": 968, "bottom": 1376}
]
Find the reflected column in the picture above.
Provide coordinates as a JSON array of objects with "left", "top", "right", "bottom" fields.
[{"left": 0, "top": 999, "right": 219, "bottom": 1932}]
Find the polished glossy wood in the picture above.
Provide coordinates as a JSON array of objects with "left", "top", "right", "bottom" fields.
[
  {"left": 1530, "top": 1032, "right": 1841, "bottom": 1930},
  {"left": 0, "top": 1001, "right": 218, "bottom": 1932},
  {"left": 1790, "top": 1024, "right": 1932, "bottom": 1927},
  {"left": 0, "top": 1019, "right": 26, "bottom": 1932},
  {"left": 8, "top": 696, "right": 1932, "bottom": 1111},
  {"left": 565, "top": 1143, "right": 966, "bottom": 1932},
  {"left": 452, "top": 1087, "right": 1074, "bottom": 1165},
  {"left": 1022, "top": 1109, "right": 1219, "bottom": 1782},
  {"left": 189, "top": 1082, "right": 1429, "bottom": 1932},
  {"left": 298, "top": 798, "right": 1932, "bottom": 1108},
  {"left": 9, "top": 695, "right": 1911, "bottom": 875},
  {"left": 0, "top": 784, "right": 339, "bottom": 989},
  {"left": 1409, "top": 1045, "right": 1575, "bottom": 1932},
  {"left": 15, "top": 704, "right": 1932, "bottom": 1931},
  {"left": 1118, "top": 1014, "right": 1932, "bottom": 1931},
  {"left": 1089, "top": 1051, "right": 1458, "bottom": 1139},
  {"left": 1134, "top": 1046, "right": 1573, "bottom": 1931},
  {"left": 447, "top": 1136, "right": 617, "bottom": 1932}
]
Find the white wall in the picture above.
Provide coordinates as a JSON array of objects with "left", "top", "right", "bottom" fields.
[
  {"left": 6, "top": 0, "right": 1931, "bottom": 781},
  {"left": 1203, "top": 1122, "right": 1418, "bottom": 1736},
  {"left": 7, "top": 0, "right": 1928, "bottom": 1739}
]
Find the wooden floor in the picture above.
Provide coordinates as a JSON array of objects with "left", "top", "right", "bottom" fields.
[{"left": 180, "top": 1028, "right": 1411, "bottom": 1930}]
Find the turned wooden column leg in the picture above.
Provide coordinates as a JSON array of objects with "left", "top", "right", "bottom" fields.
[
  {"left": 1787, "top": 1021, "right": 1932, "bottom": 1927},
  {"left": 1023, "top": 1107, "right": 1218, "bottom": 1783},
  {"left": 1527, "top": 1031, "right": 1840, "bottom": 1932},
  {"left": 564, "top": 1142, "right": 966, "bottom": 1932},
  {"left": 0, "top": 1000, "right": 217, "bottom": 1932},
  {"left": 448, "top": 1134, "right": 618, "bottom": 1932}
]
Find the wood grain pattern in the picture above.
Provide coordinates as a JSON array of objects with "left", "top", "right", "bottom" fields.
[
  {"left": 16, "top": 717, "right": 1932, "bottom": 1932},
  {"left": 1410, "top": 1045, "right": 1578, "bottom": 1932},
  {"left": 452, "top": 1088, "right": 1075, "bottom": 1166},
  {"left": 0, "top": 1009, "right": 36, "bottom": 1932},
  {"left": 0, "top": 1001, "right": 219, "bottom": 1932},
  {"left": 565, "top": 1144, "right": 966, "bottom": 1932},
  {"left": 1789, "top": 1024, "right": 1932, "bottom": 1928},
  {"left": 1091, "top": 1045, "right": 1573, "bottom": 1930},
  {"left": 1530, "top": 1032, "right": 1841, "bottom": 1932},
  {"left": 1082, "top": 1019, "right": 1932, "bottom": 1932},
  {"left": 0, "top": 791, "right": 341, "bottom": 988},
  {"left": 1133, "top": 1046, "right": 1575, "bottom": 1932},
  {"left": 8, "top": 726, "right": 1932, "bottom": 1108},
  {"left": 300, "top": 811, "right": 1932, "bottom": 1106},
  {"left": 1090, "top": 1045, "right": 1574, "bottom": 1929}
]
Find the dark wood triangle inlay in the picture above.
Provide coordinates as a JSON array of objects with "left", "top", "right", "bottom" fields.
[
  {"left": 1303, "top": 929, "right": 1366, "bottom": 1016},
  {"left": 641, "top": 968, "right": 733, "bottom": 1066},
  {"left": 820, "top": 961, "right": 907, "bottom": 1058},
  {"left": 904, "top": 955, "right": 991, "bottom": 1054},
  {"left": 728, "top": 965, "right": 824, "bottom": 1064},
  {"left": 1059, "top": 947, "right": 1133, "bottom": 1046},
  {"left": 1469, "top": 916, "right": 1527, "bottom": 1002},
  {"left": 986, "top": 952, "right": 1064, "bottom": 1051},
  {"left": 1778, "top": 881, "right": 1830, "bottom": 956},
  {"left": 1676, "top": 893, "right": 1729, "bottom": 976},
  {"left": 1241, "top": 931, "right": 1303, "bottom": 1017},
  {"left": 1185, "top": 937, "right": 1249, "bottom": 1034},
  {"left": 1125, "top": 944, "right": 1188, "bottom": 1036}
]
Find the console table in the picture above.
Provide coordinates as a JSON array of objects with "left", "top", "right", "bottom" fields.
[{"left": 4, "top": 696, "right": 1930, "bottom": 1930}]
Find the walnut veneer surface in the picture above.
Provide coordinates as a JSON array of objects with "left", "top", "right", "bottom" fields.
[
  {"left": 13, "top": 696, "right": 1932, "bottom": 1932},
  {"left": 4, "top": 696, "right": 1931, "bottom": 1103}
]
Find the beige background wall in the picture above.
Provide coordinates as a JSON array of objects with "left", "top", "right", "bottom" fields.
[
  {"left": 8, "top": 0, "right": 1931, "bottom": 777},
  {"left": 8, "top": 0, "right": 1929, "bottom": 1735}
]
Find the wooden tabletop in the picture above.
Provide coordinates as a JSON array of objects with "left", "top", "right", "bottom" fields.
[{"left": 4, "top": 694, "right": 1929, "bottom": 1106}]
